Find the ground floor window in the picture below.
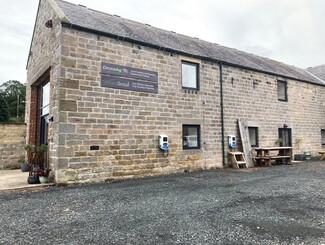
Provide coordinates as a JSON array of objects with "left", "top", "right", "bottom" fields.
[
  {"left": 321, "top": 129, "right": 325, "bottom": 146},
  {"left": 183, "top": 125, "right": 200, "bottom": 150},
  {"left": 248, "top": 127, "right": 258, "bottom": 147}
]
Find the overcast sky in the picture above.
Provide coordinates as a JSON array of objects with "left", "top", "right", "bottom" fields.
[{"left": 0, "top": 0, "right": 324, "bottom": 85}]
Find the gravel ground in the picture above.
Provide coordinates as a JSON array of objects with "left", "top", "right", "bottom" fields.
[{"left": 0, "top": 161, "right": 324, "bottom": 245}]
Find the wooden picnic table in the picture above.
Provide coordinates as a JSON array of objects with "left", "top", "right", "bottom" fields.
[
  {"left": 319, "top": 151, "right": 325, "bottom": 160},
  {"left": 254, "top": 147, "right": 292, "bottom": 166}
]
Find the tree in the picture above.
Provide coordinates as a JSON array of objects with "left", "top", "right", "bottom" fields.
[
  {"left": 0, "top": 80, "right": 26, "bottom": 122},
  {"left": 0, "top": 93, "right": 10, "bottom": 122}
]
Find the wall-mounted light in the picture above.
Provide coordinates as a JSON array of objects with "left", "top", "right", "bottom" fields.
[
  {"left": 283, "top": 124, "right": 288, "bottom": 128},
  {"left": 47, "top": 115, "right": 54, "bottom": 122},
  {"left": 45, "top": 20, "right": 53, "bottom": 28}
]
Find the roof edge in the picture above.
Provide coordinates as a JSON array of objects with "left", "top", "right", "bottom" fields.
[
  {"left": 61, "top": 22, "right": 325, "bottom": 87},
  {"left": 26, "top": 0, "right": 70, "bottom": 70},
  {"left": 48, "top": 0, "right": 69, "bottom": 23},
  {"left": 26, "top": 0, "right": 41, "bottom": 70},
  {"left": 305, "top": 70, "right": 325, "bottom": 85}
]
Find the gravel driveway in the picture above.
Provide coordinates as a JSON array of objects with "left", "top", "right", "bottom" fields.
[{"left": 0, "top": 161, "right": 324, "bottom": 245}]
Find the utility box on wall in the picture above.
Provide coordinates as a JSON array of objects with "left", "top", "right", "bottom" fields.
[
  {"left": 228, "top": 135, "right": 236, "bottom": 149},
  {"left": 159, "top": 135, "right": 169, "bottom": 151}
]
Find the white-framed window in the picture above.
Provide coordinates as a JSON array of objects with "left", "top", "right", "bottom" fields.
[{"left": 182, "top": 61, "right": 199, "bottom": 90}]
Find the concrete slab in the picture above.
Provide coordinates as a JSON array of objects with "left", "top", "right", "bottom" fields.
[{"left": 0, "top": 169, "right": 54, "bottom": 191}]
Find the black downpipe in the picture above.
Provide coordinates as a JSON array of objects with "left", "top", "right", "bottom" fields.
[{"left": 219, "top": 62, "right": 225, "bottom": 165}]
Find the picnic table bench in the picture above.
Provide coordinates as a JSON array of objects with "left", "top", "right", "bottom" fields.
[
  {"left": 319, "top": 151, "right": 325, "bottom": 160},
  {"left": 254, "top": 147, "right": 292, "bottom": 166}
]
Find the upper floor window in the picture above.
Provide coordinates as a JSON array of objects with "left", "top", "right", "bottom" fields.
[
  {"left": 321, "top": 129, "right": 325, "bottom": 146},
  {"left": 277, "top": 80, "right": 287, "bottom": 101},
  {"left": 41, "top": 82, "right": 50, "bottom": 116},
  {"left": 182, "top": 61, "right": 199, "bottom": 90}
]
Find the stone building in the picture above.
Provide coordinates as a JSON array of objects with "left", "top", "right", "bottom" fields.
[{"left": 26, "top": 0, "right": 325, "bottom": 183}]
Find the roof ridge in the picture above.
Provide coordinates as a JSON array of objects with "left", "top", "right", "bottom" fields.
[
  {"left": 56, "top": 0, "right": 207, "bottom": 42},
  {"left": 53, "top": 1, "right": 318, "bottom": 76},
  {"left": 53, "top": 0, "right": 324, "bottom": 86},
  {"left": 307, "top": 64, "right": 325, "bottom": 69},
  {"left": 305, "top": 70, "right": 325, "bottom": 84}
]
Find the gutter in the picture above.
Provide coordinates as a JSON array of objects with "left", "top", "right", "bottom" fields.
[{"left": 61, "top": 22, "right": 325, "bottom": 88}]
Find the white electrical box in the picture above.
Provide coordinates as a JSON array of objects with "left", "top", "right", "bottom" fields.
[
  {"left": 228, "top": 135, "right": 236, "bottom": 148},
  {"left": 159, "top": 135, "right": 169, "bottom": 151}
]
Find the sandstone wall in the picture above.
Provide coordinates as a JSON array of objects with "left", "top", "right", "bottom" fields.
[
  {"left": 0, "top": 123, "right": 26, "bottom": 169},
  {"left": 53, "top": 28, "right": 222, "bottom": 183},
  {"left": 222, "top": 65, "right": 325, "bottom": 157}
]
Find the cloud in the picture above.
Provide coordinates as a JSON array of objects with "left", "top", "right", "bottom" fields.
[
  {"left": 0, "top": 0, "right": 38, "bottom": 84},
  {"left": 202, "top": 0, "right": 325, "bottom": 68}
]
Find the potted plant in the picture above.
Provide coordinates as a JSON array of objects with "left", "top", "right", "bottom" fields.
[
  {"left": 294, "top": 138, "right": 304, "bottom": 161},
  {"left": 36, "top": 168, "right": 50, "bottom": 183},
  {"left": 32, "top": 144, "right": 47, "bottom": 166},
  {"left": 274, "top": 138, "right": 283, "bottom": 146},
  {"left": 22, "top": 144, "right": 35, "bottom": 172},
  {"left": 304, "top": 151, "right": 312, "bottom": 160},
  {"left": 28, "top": 144, "right": 49, "bottom": 184}
]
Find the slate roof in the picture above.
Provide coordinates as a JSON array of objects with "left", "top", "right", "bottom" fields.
[
  {"left": 55, "top": 0, "right": 325, "bottom": 86},
  {"left": 306, "top": 65, "right": 325, "bottom": 82}
]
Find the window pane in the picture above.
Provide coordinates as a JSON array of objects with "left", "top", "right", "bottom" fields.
[
  {"left": 41, "top": 82, "right": 50, "bottom": 116},
  {"left": 248, "top": 127, "right": 258, "bottom": 147},
  {"left": 42, "top": 105, "right": 49, "bottom": 116},
  {"left": 183, "top": 125, "right": 200, "bottom": 149},
  {"left": 277, "top": 81, "right": 286, "bottom": 101},
  {"left": 42, "top": 82, "right": 50, "bottom": 107},
  {"left": 182, "top": 62, "right": 197, "bottom": 89},
  {"left": 248, "top": 128, "right": 257, "bottom": 146},
  {"left": 322, "top": 130, "right": 325, "bottom": 145}
]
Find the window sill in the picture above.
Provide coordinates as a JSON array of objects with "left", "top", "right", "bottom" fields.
[
  {"left": 183, "top": 148, "right": 201, "bottom": 152},
  {"left": 182, "top": 88, "right": 199, "bottom": 94}
]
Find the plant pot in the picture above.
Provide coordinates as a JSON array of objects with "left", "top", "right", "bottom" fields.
[
  {"left": 27, "top": 176, "right": 40, "bottom": 184},
  {"left": 21, "top": 163, "right": 29, "bottom": 172},
  {"left": 304, "top": 151, "right": 312, "bottom": 160},
  {"left": 39, "top": 176, "right": 48, "bottom": 184},
  {"left": 294, "top": 154, "right": 304, "bottom": 161}
]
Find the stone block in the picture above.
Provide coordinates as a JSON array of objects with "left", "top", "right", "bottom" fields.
[
  {"left": 61, "top": 56, "right": 76, "bottom": 68},
  {"left": 56, "top": 169, "right": 78, "bottom": 182},
  {"left": 60, "top": 100, "right": 77, "bottom": 111},
  {"left": 61, "top": 78, "right": 79, "bottom": 89},
  {"left": 59, "top": 124, "right": 76, "bottom": 133}
]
